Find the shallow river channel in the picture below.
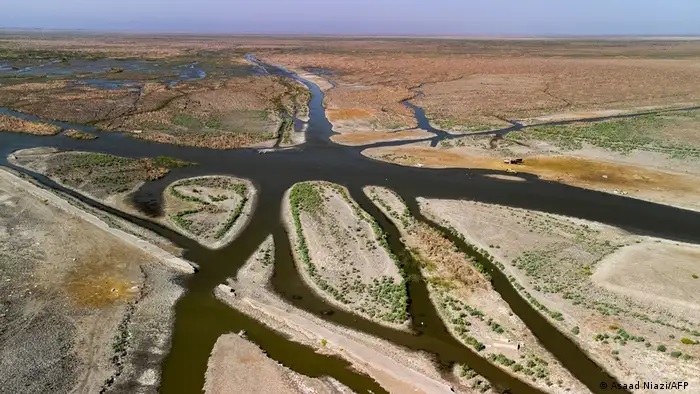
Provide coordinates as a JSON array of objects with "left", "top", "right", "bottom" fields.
[{"left": 2, "top": 57, "right": 700, "bottom": 394}]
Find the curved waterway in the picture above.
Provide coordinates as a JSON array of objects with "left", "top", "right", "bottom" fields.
[{"left": 3, "top": 56, "right": 700, "bottom": 394}]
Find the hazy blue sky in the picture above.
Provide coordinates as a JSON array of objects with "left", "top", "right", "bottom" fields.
[{"left": 3, "top": 0, "right": 700, "bottom": 35}]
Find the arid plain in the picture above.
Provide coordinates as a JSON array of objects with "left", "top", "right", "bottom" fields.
[{"left": 1, "top": 34, "right": 699, "bottom": 394}]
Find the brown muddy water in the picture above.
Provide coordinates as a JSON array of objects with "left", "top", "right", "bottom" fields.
[{"left": 3, "top": 57, "right": 700, "bottom": 394}]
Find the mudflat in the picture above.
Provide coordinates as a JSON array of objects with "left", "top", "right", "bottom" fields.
[
  {"left": 363, "top": 137, "right": 700, "bottom": 212},
  {"left": 156, "top": 176, "right": 255, "bottom": 249},
  {"left": 592, "top": 241, "right": 700, "bottom": 317}
]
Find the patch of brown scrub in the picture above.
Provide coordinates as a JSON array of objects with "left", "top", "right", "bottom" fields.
[
  {"left": 0, "top": 114, "right": 61, "bottom": 135},
  {"left": 132, "top": 130, "right": 275, "bottom": 150},
  {"left": 411, "top": 220, "right": 489, "bottom": 293},
  {"left": 64, "top": 129, "right": 98, "bottom": 140}
]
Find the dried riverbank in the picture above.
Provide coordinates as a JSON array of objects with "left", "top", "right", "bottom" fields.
[
  {"left": 10, "top": 148, "right": 255, "bottom": 249},
  {"left": 214, "top": 235, "right": 458, "bottom": 394},
  {"left": 205, "top": 334, "right": 353, "bottom": 394},
  {"left": 364, "top": 186, "right": 588, "bottom": 393},
  {"left": 0, "top": 167, "right": 191, "bottom": 393},
  {"left": 419, "top": 198, "right": 700, "bottom": 392}
]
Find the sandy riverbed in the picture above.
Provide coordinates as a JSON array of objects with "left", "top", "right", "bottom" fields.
[
  {"left": 330, "top": 128, "right": 434, "bottom": 146},
  {"left": 592, "top": 240, "right": 700, "bottom": 318},
  {"left": 204, "top": 237, "right": 353, "bottom": 394}
]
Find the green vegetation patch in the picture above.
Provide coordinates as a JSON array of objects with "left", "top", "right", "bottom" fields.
[
  {"left": 432, "top": 117, "right": 500, "bottom": 133},
  {"left": 172, "top": 113, "right": 225, "bottom": 130},
  {"left": 167, "top": 176, "right": 249, "bottom": 240},
  {"left": 64, "top": 129, "right": 98, "bottom": 140},
  {"left": 509, "top": 111, "right": 700, "bottom": 158},
  {"left": 289, "top": 182, "right": 408, "bottom": 324},
  {"left": 279, "top": 116, "right": 294, "bottom": 144},
  {"left": 290, "top": 182, "right": 323, "bottom": 214},
  {"left": 152, "top": 155, "right": 195, "bottom": 168},
  {"left": 435, "top": 292, "right": 487, "bottom": 351},
  {"left": 172, "top": 113, "right": 203, "bottom": 129},
  {"left": 214, "top": 182, "right": 249, "bottom": 239},
  {"left": 41, "top": 152, "right": 192, "bottom": 198}
]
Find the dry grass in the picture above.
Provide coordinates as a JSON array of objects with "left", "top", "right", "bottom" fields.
[
  {"left": 8, "top": 34, "right": 700, "bottom": 59},
  {"left": 324, "top": 86, "right": 415, "bottom": 132},
  {"left": 0, "top": 82, "right": 143, "bottom": 124},
  {"left": 98, "top": 76, "right": 294, "bottom": 149},
  {"left": 0, "top": 114, "right": 61, "bottom": 135},
  {"left": 365, "top": 186, "right": 587, "bottom": 392},
  {"left": 11, "top": 148, "right": 178, "bottom": 199},
  {"left": 413, "top": 220, "right": 489, "bottom": 291},
  {"left": 363, "top": 186, "right": 488, "bottom": 294},
  {"left": 0, "top": 76, "right": 284, "bottom": 149},
  {"left": 0, "top": 37, "right": 306, "bottom": 149},
  {"left": 6, "top": 36, "right": 700, "bottom": 139},
  {"left": 263, "top": 42, "right": 700, "bottom": 131},
  {"left": 64, "top": 129, "right": 98, "bottom": 140}
]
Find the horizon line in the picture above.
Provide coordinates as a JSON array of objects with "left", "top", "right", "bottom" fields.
[{"left": 2, "top": 28, "right": 700, "bottom": 41}]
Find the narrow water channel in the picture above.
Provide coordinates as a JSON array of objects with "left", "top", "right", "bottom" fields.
[
  {"left": 406, "top": 200, "right": 622, "bottom": 393},
  {"left": 2, "top": 56, "right": 700, "bottom": 394}
]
